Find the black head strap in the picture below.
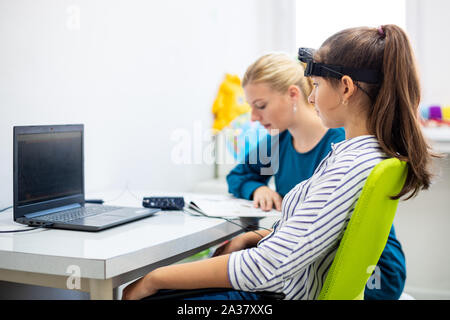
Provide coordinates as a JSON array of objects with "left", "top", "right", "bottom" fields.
[{"left": 298, "top": 47, "right": 382, "bottom": 84}]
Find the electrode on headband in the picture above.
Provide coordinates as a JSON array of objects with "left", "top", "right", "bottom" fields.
[
  {"left": 298, "top": 47, "right": 382, "bottom": 84},
  {"left": 378, "top": 25, "right": 386, "bottom": 37}
]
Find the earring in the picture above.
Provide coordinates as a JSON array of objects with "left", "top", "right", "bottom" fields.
[{"left": 293, "top": 103, "right": 298, "bottom": 113}]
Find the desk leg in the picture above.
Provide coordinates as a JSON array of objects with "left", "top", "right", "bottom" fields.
[{"left": 89, "top": 279, "right": 114, "bottom": 300}]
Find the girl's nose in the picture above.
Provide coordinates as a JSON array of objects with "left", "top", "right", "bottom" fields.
[
  {"left": 251, "top": 108, "right": 261, "bottom": 122},
  {"left": 308, "top": 92, "right": 315, "bottom": 105}
]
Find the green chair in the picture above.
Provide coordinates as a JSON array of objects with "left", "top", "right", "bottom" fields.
[{"left": 317, "top": 158, "right": 408, "bottom": 300}]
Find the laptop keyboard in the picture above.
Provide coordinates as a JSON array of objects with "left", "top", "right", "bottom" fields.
[{"left": 37, "top": 205, "right": 122, "bottom": 223}]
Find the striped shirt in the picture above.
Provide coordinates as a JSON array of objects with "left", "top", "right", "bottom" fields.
[{"left": 228, "top": 135, "right": 388, "bottom": 300}]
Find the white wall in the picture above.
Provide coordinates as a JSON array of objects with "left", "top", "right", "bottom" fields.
[
  {"left": 406, "top": 0, "right": 450, "bottom": 106},
  {"left": 394, "top": 158, "right": 450, "bottom": 300},
  {"left": 296, "top": 0, "right": 406, "bottom": 49},
  {"left": 0, "top": 0, "right": 296, "bottom": 299},
  {"left": 394, "top": 0, "right": 450, "bottom": 299},
  {"left": 0, "top": 0, "right": 295, "bottom": 205}
]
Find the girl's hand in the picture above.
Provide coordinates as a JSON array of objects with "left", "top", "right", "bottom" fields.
[
  {"left": 122, "top": 274, "right": 157, "bottom": 300},
  {"left": 253, "top": 186, "right": 282, "bottom": 211},
  {"left": 212, "top": 236, "right": 248, "bottom": 257},
  {"left": 212, "top": 229, "right": 272, "bottom": 257}
]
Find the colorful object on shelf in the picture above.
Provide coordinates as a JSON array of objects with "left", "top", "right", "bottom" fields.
[
  {"left": 420, "top": 104, "right": 450, "bottom": 127},
  {"left": 429, "top": 105, "right": 443, "bottom": 120},
  {"left": 442, "top": 106, "right": 450, "bottom": 121},
  {"left": 420, "top": 104, "right": 430, "bottom": 120},
  {"left": 224, "top": 112, "right": 267, "bottom": 162},
  {"left": 212, "top": 74, "right": 251, "bottom": 132}
]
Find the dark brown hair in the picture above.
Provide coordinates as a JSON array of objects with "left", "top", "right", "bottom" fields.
[{"left": 315, "top": 25, "right": 437, "bottom": 200}]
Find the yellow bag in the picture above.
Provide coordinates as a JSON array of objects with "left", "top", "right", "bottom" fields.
[{"left": 212, "top": 74, "right": 250, "bottom": 132}]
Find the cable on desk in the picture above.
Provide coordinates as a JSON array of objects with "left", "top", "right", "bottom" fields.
[
  {"left": 0, "top": 224, "right": 51, "bottom": 234},
  {"left": 0, "top": 206, "right": 53, "bottom": 233},
  {"left": 0, "top": 206, "right": 13, "bottom": 213},
  {"left": 183, "top": 203, "right": 272, "bottom": 239},
  {"left": 0, "top": 227, "right": 39, "bottom": 233}
]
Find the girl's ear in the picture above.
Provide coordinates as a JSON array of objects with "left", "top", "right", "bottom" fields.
[{"left": 340, "top": 76, "right": 356, "bottom": 102}]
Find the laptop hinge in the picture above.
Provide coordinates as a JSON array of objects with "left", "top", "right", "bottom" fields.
[{"left": 24, "top": 203, "right": 82, "bottom": 219}]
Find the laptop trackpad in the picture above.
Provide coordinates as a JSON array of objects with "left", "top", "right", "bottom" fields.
[{"left": 68, "top": 214, "right": 129, "bottom": 227}]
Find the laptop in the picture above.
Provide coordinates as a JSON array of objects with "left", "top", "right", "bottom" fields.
[{"left": 13, "top": 124, "right": 159, "bottom": 232}]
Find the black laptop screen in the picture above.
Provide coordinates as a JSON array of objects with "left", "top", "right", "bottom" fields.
[{"left": 17, "top": 131, "right": 83, "bottom": 207}]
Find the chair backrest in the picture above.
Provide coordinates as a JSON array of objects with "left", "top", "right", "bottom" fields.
[{"left": 317, "top": 158, "right": 408, "bottom": 300}]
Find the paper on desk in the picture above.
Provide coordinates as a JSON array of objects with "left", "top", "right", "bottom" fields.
[{"left": 185, "top": 194, "right": 281, "bottom": 218}]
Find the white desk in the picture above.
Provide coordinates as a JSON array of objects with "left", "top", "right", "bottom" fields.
[{"left": 0, "top": 192, "right": 242, "bottom": 299}]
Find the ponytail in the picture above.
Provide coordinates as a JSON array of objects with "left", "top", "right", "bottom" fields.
[{"left": 371, "top": 25, "right": 434, "bottom": 199}]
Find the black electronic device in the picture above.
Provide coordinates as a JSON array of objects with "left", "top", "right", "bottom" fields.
[{"left": 143, "top": 197, "right": 185, "bottom": 210}]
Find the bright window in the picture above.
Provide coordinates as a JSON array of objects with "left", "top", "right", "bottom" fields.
[{"left": 296, "top": 0, "right": 406, "bottom": 48}]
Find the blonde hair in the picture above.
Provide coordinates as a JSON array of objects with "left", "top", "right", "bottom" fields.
[{"left": 242, "top": 53, "right": 313, "bottom": 105}]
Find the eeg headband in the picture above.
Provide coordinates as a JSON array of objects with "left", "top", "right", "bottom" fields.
[{"left": 298, "top": 47, "right": 382, "bottom": 85}]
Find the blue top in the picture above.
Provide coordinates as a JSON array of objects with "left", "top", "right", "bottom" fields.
[
  {"left": 227, "top": 128, "right": 346, "bottom": 199},
  {"left": 226, "top": 128, "right": 406, "bottom": 300}
]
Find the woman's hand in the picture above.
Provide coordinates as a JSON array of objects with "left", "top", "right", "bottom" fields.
[
  {"left": 253, "top": 186, "right": 282, "bottom": 211},
  {"left": 122, "top": 274, "right": 157, "bottom": 300}
]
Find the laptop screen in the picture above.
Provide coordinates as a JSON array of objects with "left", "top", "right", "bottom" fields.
[{"left": 16, "top": 130, "right": 83, "bottom": 207}]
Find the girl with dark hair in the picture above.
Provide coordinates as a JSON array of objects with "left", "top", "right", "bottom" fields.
[
  {"left": 227, "top": 50, "right": 406, "bottom": 300},
  {"left": 122, "top": 25, "right": 435, "bottom": 300},
  {"left": 310, "top": 24, "right": 434, "bottom": 200}
]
